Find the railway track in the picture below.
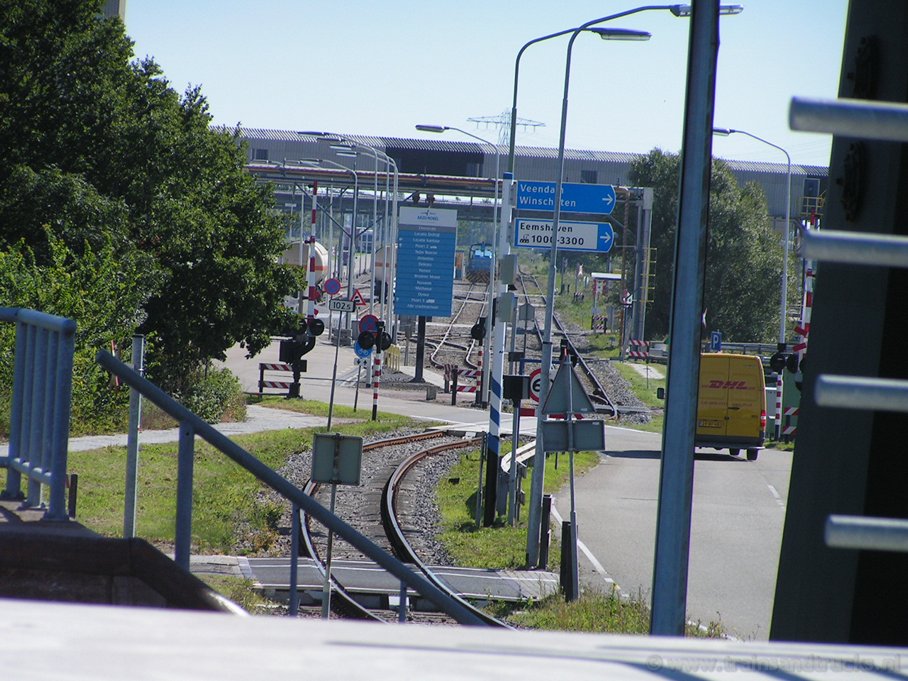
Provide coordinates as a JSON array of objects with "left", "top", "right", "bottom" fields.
[
  {"left": 299, "top": 430, "right": 507, "bottom": 625},
  {"left": 515, "top": 270, "right": 620, "bottom": 417},
  {"left": 428, "top": 280, "right": 488, "bottom": 372}
]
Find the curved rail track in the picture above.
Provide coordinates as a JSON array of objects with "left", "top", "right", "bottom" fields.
[{"left": 299, "top": 430, "right": 508, "bottom": 626}]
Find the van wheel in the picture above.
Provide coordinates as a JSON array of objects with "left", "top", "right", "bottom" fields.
[
  {"left": 728, "top": 448, "right": 741, "bottom": 457},
  {"left": 746, "top": 449, "right": 759, "bottom": 461}
]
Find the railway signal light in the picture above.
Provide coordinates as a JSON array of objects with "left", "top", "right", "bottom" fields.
[
  {"left": 769, "top": 351, "right": 787, "bottom": 374},
  {"left": 308, "top": 318, "right": 325, "bottom": 336},
  {"left": 357, "top": 331, "right": 375, "bottom": 350},
  {"left": 357, "top": 320, "right": 392, "bottom": 351},
  {"left": 785, "top": 352, "right": 799, "bottom": 374},
  {"left": 470, "top": 317, "right": 486, "bottom": 341}
]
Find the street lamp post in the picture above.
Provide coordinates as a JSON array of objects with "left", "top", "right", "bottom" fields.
[
  {"left": 712, "top": 127, "right": 792, "bottom": 346},
  {"left": 520, "top": 1, "right": 742, "bottom": 573},
  {"left": 303, "top": 157, "right": 359, "bottom": 334},
  {"left": 713, "top": 127, "right": 791, "bottom": 443},
  {"left": 415, "top": 124, "right": 501, "bottom": 407},
  {"left": 329, "top": 141, "right": 399, "bottom": 322},
  {"left": 525, "top": 23, "right": 650, "bottom": 571},
  {"left": 302, "top": 131, "right": 401, "bottom": 336}
]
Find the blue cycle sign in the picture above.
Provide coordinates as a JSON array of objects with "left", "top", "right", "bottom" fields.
[{"left": 516, "top": 181, "right": 617, "bottom": 216}]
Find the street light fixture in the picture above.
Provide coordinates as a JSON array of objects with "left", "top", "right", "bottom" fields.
[
  {"left": 521, "top": 1, "right": 744, "bottom": 574},
  {"left": 311, "top": 134, "right": 401, "bottom": 326},
  {"left": 505, "top": 5, "right": 742, "bottom": 175},
  {"left": 712, "top": 127, "right": 792, "bottom": 347},
  {"left": 415, "top": 123, "right": 502, "bottom": 409}
]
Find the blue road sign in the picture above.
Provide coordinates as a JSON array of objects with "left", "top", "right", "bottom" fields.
[
  {"left": 395, "top": 207, "right": 457, "bottom": 318},
  {"left": 514, "top": 218, "right": 614, "bottom": 253},
  {"left": 323, "top": 277, "right": 342, "bottom": 295},
  {"left": 354, "top": 341, "right": 373, "bottom": 359},
  {"left": 710, "top": 331, "right": 722, "bottom": 352},
  {"left": 516, "top": 181, "right": 617, "bottom": 216}
]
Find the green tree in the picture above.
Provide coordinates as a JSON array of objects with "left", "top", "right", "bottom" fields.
[
  {"left": 0, "top": 0, "right": 299, "bottom": 394},
  {"left": 629, "top": 149, "right": 784, "bottom": 342}
]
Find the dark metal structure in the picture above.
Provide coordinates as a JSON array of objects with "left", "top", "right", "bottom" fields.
[{"left": 771, "top": 1, "right": 908, "bottom": 645}]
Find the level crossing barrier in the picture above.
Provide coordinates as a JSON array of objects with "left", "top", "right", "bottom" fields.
[
  {"left": 782, "top": 407, "right": 799, "bottom": 439},
  {"left": 0, "top": 307, "right": 76, "bottom": 520},
  {"left": 95, "top": 349, "right": 489, "bottom": 625},
  {"left": 444, "top": 365, "right": 482, "bottom": 404},
  {"left": 627, "top": 339, "right": 650, "bottom": 360},
  {"left": 258, "top": 362, "right": 294, "bottom": 395}
]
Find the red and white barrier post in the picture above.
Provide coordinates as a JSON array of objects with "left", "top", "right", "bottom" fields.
[{"left": 372, "top": 348, "right": 382, "bottom": 421}]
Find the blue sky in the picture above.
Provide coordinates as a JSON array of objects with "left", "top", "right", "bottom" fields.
[{"left": 126, "top": 1, "right": 848, "bottom": 168}]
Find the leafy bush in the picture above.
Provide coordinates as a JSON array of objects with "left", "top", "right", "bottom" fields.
[
  {"left": 0, "top": 230, "right": 149, "bottom": 437},
  {"left": 175, "top": 366, "right": 246, "bottom": 424}
]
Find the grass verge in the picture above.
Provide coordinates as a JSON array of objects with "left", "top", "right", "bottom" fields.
[
  {"left": 612, "top": 362, "right": 666, "bottom": 435},
  {"left": 436, "top": 446, "right": 599, "bottom": 570},
  {"left": 69, "top": 407, "right": 421, "bottom": 554}
]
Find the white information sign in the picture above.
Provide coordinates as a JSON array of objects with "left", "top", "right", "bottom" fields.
[{"left": 329, "top": 298, "right": 355, "bottom": 313}]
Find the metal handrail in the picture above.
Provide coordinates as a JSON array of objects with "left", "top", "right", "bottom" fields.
[
  {"left": 95, "top": 350, "right": 487, "bottom": 625},
  {"left": 800, "top": 225, "right": 908, "bottom": 268},
  {"left": 789, "top": 96, "right": 908, "bottom": 566},
  {"left": 1, "top": 307, "right": 76, "bottom": 520}
]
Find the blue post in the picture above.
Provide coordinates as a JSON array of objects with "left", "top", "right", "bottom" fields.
[{"left": 174, "top": 422, "right": 195, "bottom": 571}]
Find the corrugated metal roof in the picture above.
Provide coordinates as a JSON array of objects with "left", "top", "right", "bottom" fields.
[
  {"left": 235, "top": 128, "right": 829, "bottom": 177},
  {"left": 720, "top": 157, "right": 828, "bottom": 177}
]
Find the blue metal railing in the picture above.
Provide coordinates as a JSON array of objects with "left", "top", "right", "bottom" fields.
[
  {"left": 95, "top": 350, "right": 487, "bottom": 625},
  {"left": 1, "top": 308, "right": 76, "bottom": 520}
]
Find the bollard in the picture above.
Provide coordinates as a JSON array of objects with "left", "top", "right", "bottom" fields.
[
  {"left": 538, "top": 494, "right": 552, "bottom": 570},
  {"left": 451, "top": 369, "right": 458, "bottom": 406},
  {"left": 67, "top": 473, "right": 78, "bottom": 519},
  {"left": 560, "top": 519, "right": 579, "bottom": 602}
]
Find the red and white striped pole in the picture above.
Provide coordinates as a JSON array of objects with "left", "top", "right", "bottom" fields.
[
  {"left": 306, "top": 182, "right": 319, "bottom": 323},
  {"left": 774, "top": 372, "right": 784, "bottom": 441},
  {"left": 371, "top": 348, "right": 382, "bottom": 421},
  {"left": 792, "top": 265, "right": 814, "bottom": 360}
]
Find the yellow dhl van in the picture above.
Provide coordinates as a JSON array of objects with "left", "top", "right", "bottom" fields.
[{"left": 696, "top": 353, "right": 767, "bottom": 461}]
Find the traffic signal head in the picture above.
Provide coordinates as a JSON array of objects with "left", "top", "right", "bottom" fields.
[
  {"left": 308, "top": 318, "right": 325, "bottom": 336},
  {"left": 357, "top": 331, "right": 375, "bottom": 350},
  {"left": 785, "top": 352, "right": 799, "bottom": 374},
  {"left": 769, "top": 351, "right": 787, "bottom": 374},
  {"left": 470, "top": 317, "right": 486, "bottom": 341}
]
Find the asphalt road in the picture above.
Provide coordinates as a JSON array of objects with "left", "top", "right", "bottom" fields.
[{"left": 562, "top": 424, "right": 790, "bottom": 640}]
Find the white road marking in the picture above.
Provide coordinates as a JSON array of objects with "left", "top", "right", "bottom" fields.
[
  {"left": 550, "top": 504, "right": 618, "bottom": 592},
  {"left": 767, "top": 483, "right": 786, "bottom": 508}
]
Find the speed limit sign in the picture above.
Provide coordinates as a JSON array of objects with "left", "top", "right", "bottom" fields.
[{"left": 529, "top": 368, "right": 543, "bottom": 402}]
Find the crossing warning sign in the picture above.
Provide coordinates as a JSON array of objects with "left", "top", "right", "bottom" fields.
[{"left": 351, "top": 289, "right": 367, "bottom": 307}]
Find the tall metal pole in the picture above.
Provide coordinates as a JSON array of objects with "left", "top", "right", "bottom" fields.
[
  {"left": 515, "top": 4, "right": 717, "bottom": 569},
  {"left": 415, "top": 124, "right": 500, "bottom": 405},
  {"left": 524, "top": 14, "right": 652, "bottom": 569},
  {"left": 712, "top": 127, "right": 791, "bottom": 344},
  {"left": 650, "top": 0, "right": 720, "bottom": 636}
]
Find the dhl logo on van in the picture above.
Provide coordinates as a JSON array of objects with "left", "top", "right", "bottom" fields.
[{"left": 707, "top": 380, "right": 751, "bottom": 390}]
